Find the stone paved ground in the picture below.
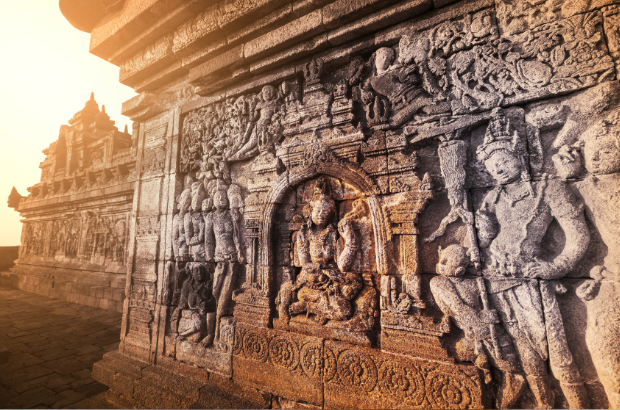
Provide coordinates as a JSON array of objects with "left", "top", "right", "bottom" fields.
[{"left": 0, "top": 286, "right": 122, "bottom": 409}]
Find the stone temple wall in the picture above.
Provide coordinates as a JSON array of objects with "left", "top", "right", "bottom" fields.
[
  {"left": 9, "top": 0, "right": 620, "bottom": 408},
  {"left": 4, "top": 94, "right": 135, "bottom": 313}
]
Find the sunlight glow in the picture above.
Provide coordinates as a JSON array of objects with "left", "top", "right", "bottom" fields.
[{"left": 0, "top": 1, "right": 136, "bottom": 245}]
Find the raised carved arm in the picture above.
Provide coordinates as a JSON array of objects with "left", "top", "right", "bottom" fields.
[
  {"left": 295, "top": 227, "right": 313, "bottom": 270},
  {"left": 231, "top": 209, "right": 245, "bottom": 264},
  {"left": 337, "top": 218, "right": 358, "bottom": 272},
  {"left": 475, "top": 192, "right": 499, "bottom": 249},
  {"left": 525, "top": 180, "right": 590, "bottom": 280}
]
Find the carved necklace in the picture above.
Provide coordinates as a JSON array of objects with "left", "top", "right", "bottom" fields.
[{"left": 310, "top": 224, "right": 335, "bottom": 246}]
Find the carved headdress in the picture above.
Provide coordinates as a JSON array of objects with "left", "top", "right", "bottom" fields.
[
  {"left": 311, "top": 177, "right": 334, "bottom": 202},
  {"left": 477, "top": 107, "right": 531, "bottom": 181},
  {"left": 307, "top": 176, "right": 337, "bottom": 225}
]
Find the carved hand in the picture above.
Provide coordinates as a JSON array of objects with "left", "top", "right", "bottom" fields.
[
  {"left": 303, "top": 262, "right": 321, "bottom": 274},
  {"left": 237, "top": 250, "right": 245, "bottom": 264},
  {"left": 524, "top": 260, "right": 563, "bottom": 280},
  {"left": 478, "top": 309, "right": 499, "bottom": 325},
  {"left": 576, "top": 280, "right": 601, "bottom": 301},
  {"left": 552, "top": 144, "right": 583, "bottom": 179},
  {"left": 338, "top": 218, "right": 356, "bottom": 244},
  {"left": 474, "top": 210, "right": 497, "bottom": 243}
]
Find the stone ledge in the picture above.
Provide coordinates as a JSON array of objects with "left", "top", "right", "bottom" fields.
[
  {"left": 0, "top": 267, "right": 125, "bottom": 313},
  {"left": 91, "top": 350, "right": 271, "bottom": 409}
]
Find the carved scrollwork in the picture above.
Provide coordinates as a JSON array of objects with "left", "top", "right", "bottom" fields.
[
  {"left": 337, "top": 350, "right": 378, "bottom": 392},
  {"left": 300, "top": 342, "right": 324, "bottom": 378},
  {"left": 243, "top": 329, "right": 269, "bottom": 362},
  {"left": 269, "top": 335, "right": 299, "bottom": 371},
  {"left": 424, "top": 370, "right": 480, "bottom": 410},
  {"left": 378, "top": 360, "right": 425, "bottom": 406},
  {"left": 323, "top": 346, "right": 338, "bottom": 382},
  {"left": 233, "top": 326, "right": 243, "bottom": 356}
]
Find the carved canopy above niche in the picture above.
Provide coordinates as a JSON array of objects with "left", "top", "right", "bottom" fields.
[{"left": 41, "top": 0, "right": 620, "bottom": 408}]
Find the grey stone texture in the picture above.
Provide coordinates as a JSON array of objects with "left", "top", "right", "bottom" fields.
[{"left": 8, "top": 0, "right": 620, "bottom": 408}]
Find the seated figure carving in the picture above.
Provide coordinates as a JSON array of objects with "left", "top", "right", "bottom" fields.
[
  {"left": 278, "top": 177, "right": 363, "bottom": 324},
  {"left": 363, "top": 39, "right": 449, "bottom": 129},
  {"left": 170, "top": 262, "right": 217, "bottom": 347}
]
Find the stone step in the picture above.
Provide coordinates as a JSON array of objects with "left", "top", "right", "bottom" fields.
[
  {"left": 99, "top": 351, "right": 149, "bottom": 379},
  {"left": 68, "top": 391, "right": 122, "bottom": 410},
  {"left": 93, "top": 350, "right": 271, "bottom": 409},
  {"left": 9, "top": 264, "right": 126, "bottom": 288},
  {"left": 132, "top": 366, "right": 206, "bottom": 409},
  {"left": 91, "top": 351, "right": 149, "bottom": 404}
]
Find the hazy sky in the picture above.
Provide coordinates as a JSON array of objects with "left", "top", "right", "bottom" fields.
[{"left": 0, "top": 1, "right": 136, "bottom": 245}]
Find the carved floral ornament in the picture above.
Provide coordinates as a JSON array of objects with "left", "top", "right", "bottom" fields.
[{"left": 32, "top": 2, "right": 620, "bottom": 409}]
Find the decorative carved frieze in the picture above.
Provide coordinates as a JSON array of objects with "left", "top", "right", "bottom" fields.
[
  {"left": 35, "top": 1, "right": 620, "bottom": 409},
  {"left": 120, "top": 35, "right": 173, "bottom": 83}
]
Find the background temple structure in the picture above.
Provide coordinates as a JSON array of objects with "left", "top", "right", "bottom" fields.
[
  {"left": 5, "top": 0, "right": 620, "bottom": 408},
  {"left": 3, "top": 93, "right": 134, "bottom": 312}
]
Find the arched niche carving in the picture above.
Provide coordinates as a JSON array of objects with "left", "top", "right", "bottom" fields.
[{"left": 257, "top": 158, "right": 390, "bottom": 298}]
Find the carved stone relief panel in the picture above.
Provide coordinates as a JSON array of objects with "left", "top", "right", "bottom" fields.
[
  {"left": 18, "top": 212, "right": 129, "bottom": 267},
  {"left": 38, "top": 1, "right": 620, "bottom": 408},
  {"left": 272, "top": 176, "right": 379, "bottom": 345},
  {"left": 141, "top": 124, "right": 168, "bottom": 176},
  {"left": 233, "top": 323, "right": 484, "bottom": 409}
]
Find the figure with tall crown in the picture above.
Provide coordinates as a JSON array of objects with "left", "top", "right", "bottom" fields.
[{"left": 475, "top": 108, "right": 591, "bottom": 408}]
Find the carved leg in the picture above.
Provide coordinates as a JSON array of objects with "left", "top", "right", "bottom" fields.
[
  {"left": 277, "top": 282, "right": 294, "bottom": 323},
  {"left": 605, "top": 390, "right": 620, "bottom": 409},
  {"left": 289, "top": 301, "right": 307, "bottom": 316},
  {"left": 389, "top": 98, "right": 434, "bottom": 128},
  {"left": 527, "top": 375, "right": 554, "bottom": 409},
  {"left": 325, "top": 295, "right": 353, "bottom": 321},
  {"left": 214, "top": 263, "right": 237, "bottom": 351},
  {"left": 199, "top": 312, "right": 216, "bottom": 347},
  {"left": 170, "top": 307, "right": 182, "bottom": 335},
  {"left": 305, "top": 301, "right": 328, "bottom": 324},
  {"left": 549, "top": 357, "right": 590, "bottom": 408},
  {"left": 490, "top": 291, "right": 550, "bottom": 409},
  {"left": 212, "top": 262, "right": 226, "bottom": 301},
  {"left": 541, "top": 281, "right": 591, "bottom": 409},
  {"left": 559, "top": 382, "right": 590, "bottom": 409},
  {"left": 495, "top": 371, "right": 527, "bottom": 409},
  {"left": 403, "top": 274, "right": 425, "bottom": 309}
]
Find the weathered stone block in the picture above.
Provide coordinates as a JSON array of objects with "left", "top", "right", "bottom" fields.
[
  {"left": 189, "top": 44, "right": 245, "bottom": 84},
  {"left": 244, "top": 10, "right": 325, "bottom": 60},
  {"left": 233, "top": 324, "right": 324, "bottom": 406},
  {"left": 13, "top": 1, "right": 620, "bottom": 409}
]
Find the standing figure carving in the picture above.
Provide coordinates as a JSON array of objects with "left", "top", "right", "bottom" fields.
[
  {"left": 554, "top": 110, "right": 620, "bottom": 408},
  {"left": 204, "top": 182, "right": 245, "bottom": 350},
  {"left": 232, "top": 85, "right": 283, "bottom": 160},
  {"left": 173, "top": 186, "right": 191, "bottom": 263},
  {"left": 475, "top": 108, "right": 591, "bottom": 408},
  {"left": 171, "top": 188, "right": 192, "bottom": 305},
  {"left": 277, "top": 177, "right": 363, "bottom": 324},
  {"left": 186, "top": 182, "right": 206, "bottom": 261}
]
